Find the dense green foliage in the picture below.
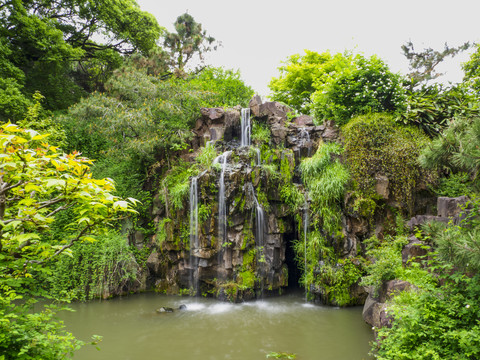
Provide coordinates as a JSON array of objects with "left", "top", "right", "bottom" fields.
[
  {"left": 49, "top": 233, "right": 140, "bottom": 301},
  {"left": 0, "top": 296, "right": 84, "bottom": 360},
  {"left": 269, "top": 51, "right": 405, "bottom": 124},
  {"left": 419, "top": 115, "right": 480, "bottom": 180},
  {"left": 310, "top": 54, "right": 405, "bottom": 124},
  {"left": 368, "top": 212, "right": 480, "bottom": 359},
  {"left": 0, "top": 123, "right": 136, "bottom": 358},
  {"left": 0, "top": 0, "right": 162, "bottom": 117},
  {"left": 343, "top": 113, "right": 434, "bottom": 214},
  {"left": 375, "top": 272, "right": 480, "bottom": 360},
  {"left": 397, "top": 84, "right": 480, "bottom": 136},
  {"left": 268, "top": 50, "right": 334, "bottom": 113},
  {"left": 300, "top": 142, "right": 349, "bottom": 233}
]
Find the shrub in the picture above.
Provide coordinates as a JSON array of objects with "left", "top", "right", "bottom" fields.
[
  {"left": 419, "top": 115, "right": 480, "bottom": 181},
  {"left": 397, "top": 84, "right": 480, "bottom": 137},
  {"left": 311, "top": 54, "right": 405, "bottom": 125},
  {"left": 343, "top": 113, "right": 435, "bottom": 215},
  {"left": 374, "top": 272, "right": 480, "bottom": 359}
]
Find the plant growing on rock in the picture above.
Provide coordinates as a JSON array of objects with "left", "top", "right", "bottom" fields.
[
  {"left": 300, "top": 142, "right": 349, "bottom": 233},
  {"left": 343, "top": 113, "right": 435, "bottom": 215}
]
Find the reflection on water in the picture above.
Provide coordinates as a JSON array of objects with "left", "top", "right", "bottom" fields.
[{"left": 62, "top": 291, "right": 373, "bottom": 360}]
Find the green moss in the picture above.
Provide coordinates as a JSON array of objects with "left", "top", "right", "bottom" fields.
[
  {"left": 256, "top": 189, "right": 270, "bottom": 212},
  {"left": 243, "top": 248, "right": 256, "bottom": 266},
  {"left": 277, "top": 218, "right": 286, "bottom": 233},
  {"left": 198, "top": 203, "right": 212, "bottom": 223},
  {"left": 238, "top": 270, "right": 256, "bottom": 289},
  {"left": 342, "top": 113, "right": 435, "bottom": 215}
]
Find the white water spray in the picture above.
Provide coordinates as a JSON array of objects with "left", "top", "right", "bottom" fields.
[
  {"left": 214, "top": 152, "right": 231, "bottom": 248},
  {"left": 299, "top": 127, "right": 312, "bottom": 157},
  {"left": 303, "top": 202, "right": 309, "bottom": 302},
  {"left": 189, "top": 176, "right": 199, "bottom": 294},
  {"left": 241, "top": 108, "right": 251, "bottom": 147},
  {"left": 254, "top": 148, "right": 261, "bottom": 166}
]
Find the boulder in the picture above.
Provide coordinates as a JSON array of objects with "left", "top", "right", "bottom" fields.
[
  {"left": 363, "top": 280, "right": 413, "bottom": 329},
  {"left": 292, "top": 115, "right": 314, "bottom": 127},
  {"left": 200, "top": 107, "right": 224, "bottom": 121},
  {"left": 249, "top": 95, "right": 263, "bottom": 117},
  {"left": 402, "top": 236, "right": 428, "bottom": 265},
  {"left": 257, "top": 101, "right": 292, "bottom": 122},
  {"left": 321, "top": 121, "right": 339, "bottom": 142},
  {"left": 379, "top": 280, "right": 413, "bottom": 303},
  {"left": 156, "top": 306, "right": 174, "bottom": 313},
  {"left": 437, "top": 196, "right": 469, "bottom": 218},
  {"left": 407, "top": 215, "right": 449, "bottom": 231}
]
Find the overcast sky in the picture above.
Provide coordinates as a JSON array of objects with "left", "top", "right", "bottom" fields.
[{"left": 137, "top": 0, "right": 480, "bottom": 97}]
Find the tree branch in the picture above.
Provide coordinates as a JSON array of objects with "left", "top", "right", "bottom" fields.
[{"left": 24, "top": 222, "right": 96, "bottom": 266}]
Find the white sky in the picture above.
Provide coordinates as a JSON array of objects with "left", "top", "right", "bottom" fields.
[{"left": 137, "top": 0, "right": 480, "bottom": 97}]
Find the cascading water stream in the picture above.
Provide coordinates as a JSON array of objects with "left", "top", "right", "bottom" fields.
[
  {"left": 241, "top": 108, "right": 251, "bottom": 147},
  {"left": 299, "top": 127, "right": 312, "bottom": 157},
  {"left": 189, "top": 176, "right": 199, "bottom": 295},
  {"left": 248, "top": 183, "right": 266, "bottom": 297},
  {"left": 303, "top": 202, "right": 309, "bottom": 302},
  {"left": 213, "top": 151, "right": 231, "bottom": 271},
  {"left": 254, "top": 148, "right": 261, "bottom": 166}
]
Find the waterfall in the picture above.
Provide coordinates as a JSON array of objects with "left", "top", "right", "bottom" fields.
[
  {"left": 248, "top": 183, "right": 266, "bottom": 297},
  {"left": 303, "top": 202, "right": 309, "bottom": 302},
  {"left": 214, "top": 151, "right": 231, "bottom": 249},
  {"left": 241, "top": 108, "right": 251, "bottom": 147},
  {"left": 189, "top": 176, "right": 199, "bottom": 295},
  {"left": 253, "top": 195, "right": 265, "bottom": 249},
  {"left": 299, "top": 127, "right": 312, "bottom": 157},
  {"left": 254, "top": 148, "right": 261, "bottom": 166}
]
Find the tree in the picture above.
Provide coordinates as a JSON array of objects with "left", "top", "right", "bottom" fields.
[
  {"left": 310, "top": 53, "right": 405, "bottom": 125},
  {"left": 419, "top": 115, "right": 480, "bottom": 180},
  {"left": 462, "top": 43, "right": 480, "bottom": 92},
  {"left": 0, "top": 0, "right": 162, "bottom": 114},
  {"left": 163, "top": 13, "right": 218, "bottom": 77},
  {"left": 269, "top": 50, "right": 333, "bottom": 114},
  {"left": 0, "top": 122, "right": 137, "bottom": 358},
  {"left": 269, "top": 51, "right": 405, "bottom": 123},
  {"left": 402, "top": 41, "right": 471, "bottom": 89},
  {"left": 0, "top": 123, "right": 137, "bottom": 295}
]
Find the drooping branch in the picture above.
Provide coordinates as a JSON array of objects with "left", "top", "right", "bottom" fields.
[{"left": 24, "top": 221, "right": 96, "bottom": 266}]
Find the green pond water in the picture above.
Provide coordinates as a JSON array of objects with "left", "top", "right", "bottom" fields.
[{"left": 62, "top": 291, "right": 374, "bottom": 360}]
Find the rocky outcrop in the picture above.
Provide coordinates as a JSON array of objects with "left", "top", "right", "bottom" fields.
[
  {"left": 363, "top": 195, "right": 471, "bottom": 329},
  {"left": 363, "top": 280, "right": 414, "bottom": 329},
  {"left": 401, "top": 236, "right": 429, "bottom": 266}
]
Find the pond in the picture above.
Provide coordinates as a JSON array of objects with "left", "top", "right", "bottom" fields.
[{"left": 62, "top": 291, "right": 373, "bottom": 360}]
